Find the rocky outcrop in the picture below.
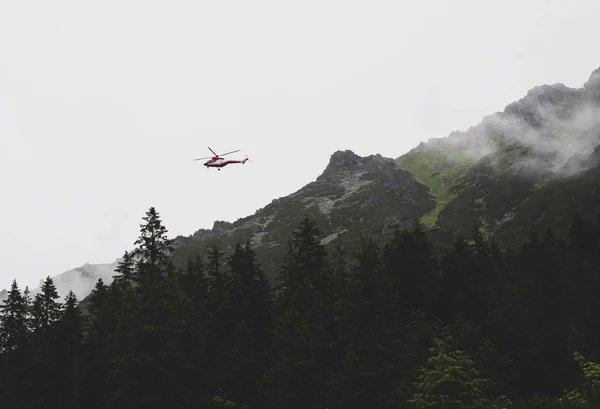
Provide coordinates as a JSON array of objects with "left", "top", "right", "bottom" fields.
[
  {"left": 504, "top": 83, "right": 586, "bottom": 128},
  {"left": 382, "top": 215, "right": 419, "bottom": 233},
  {"left": 317, "top": 150, "right": 428, "bottom": 202},
  {"left": 317, "top": 150, "right": 395, "bottom": 184},
  {"left": 558, "top": 152, "right": 589, "bottom": 176},
  {"left": 466, "top": 166, "right": 493, "bottom": 186},
  {"left": 583, "top": 66, "right": 600, "bottom": 103},
  {"left": 212, "top": 220, "right": 233, "bottom": 232},
  {"left": 167, "top": 149, "right": 435, "bottom": 280},
  {"left": 586, "top": 144, "right": 600, "bottom": 168},
  {"left": 185, "top": 220, "right": 233, "bottom": 243}
]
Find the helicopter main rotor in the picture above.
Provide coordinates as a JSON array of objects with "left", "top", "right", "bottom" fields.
[{"left": 193, "top": 147, "right": 241, "bottom": 161}]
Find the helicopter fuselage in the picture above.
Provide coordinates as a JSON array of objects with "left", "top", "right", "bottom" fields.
[
  {"left": 194, "top": 148, "right": 248, "bottom": 170},
  {"left": 204, "top": 157, "right": 248, "bottom": 169}
]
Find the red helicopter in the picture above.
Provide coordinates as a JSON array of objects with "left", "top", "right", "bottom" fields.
[{"left": 193, "top": 147, "right": 249, "bottom": 170}]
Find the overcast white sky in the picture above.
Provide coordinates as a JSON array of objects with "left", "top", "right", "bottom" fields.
[{"left": 0, "top": 0, "right": 599, "bottom": 291}]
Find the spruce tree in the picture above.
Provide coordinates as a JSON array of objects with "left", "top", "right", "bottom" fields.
[
  {"left": 382, "top": 224, "right": 438, "bottom": 318},
  {"left": 27, "top": 277, "right": 64, "bottom": 408},
  {"left": 77, "top": 279, "right": 113, "bottom": 409},
  {"left": 407, "top": 330, "right": 491, "bottom": 409},
  {"left": 132, "top": 206, "right": 174, "bottom": 267},
  {"left": 0, "top": 280, "right": 29, "bottom": 353},
  {"left": 30, "top": 276, "right": 62, "bottom": 333},
  {"left": 0, "top": 280, "right": 32, "bottom": 407},
  {"left": 177, "top": 254, "right": 212, "bottom": 407},
  {"left": 267, "top": 215, "right": 336, "bottom": 409},
  {"left": 112, "top": 250, "right": 136, "bottom": 287},
  {"left": 108, "top": 207, "right": 182, "bottom": 408},
  {"left": 220, "top": 242, "right": 274, "bottom": 408},
  {"left": 22, "top": 285, "right": 32, "bottom": 332},
  {"left": 54, "top": 291, "right": 82, "bottom": 408},
  {"left": 338, "top": 234, "right": 389, "bottom": 409}
]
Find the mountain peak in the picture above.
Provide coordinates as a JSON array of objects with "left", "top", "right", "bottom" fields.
[
  {"left": 584, "top": 66, "right": 600, "bottom": 102},
  {"left": 317, "top": 150, "right": 395, "bottom": 183},
  {"left": 585, "top": 66, "right": 600, "bottom": 83},
  {"left": 212, "top": 220, "right": 233, "bottom": 232}
]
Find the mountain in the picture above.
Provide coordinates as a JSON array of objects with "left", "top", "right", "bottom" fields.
[
  {"left": 170, "top": 150, "right": 436, "bottom": 279},
  {"left": 1, "top": 152, "right": 437, "bottom": 297},
  {"left": 397, "top": 66, "right": 600, "bottom": 247},
  {"left": 0, "top": 260, "right": 120, "bottom": 303},
  {"left": 5, "top": 65, "right": 600, "bottom": 298},
  {"left": 170, "top": 66, "right": 600, "bottom": 273}
]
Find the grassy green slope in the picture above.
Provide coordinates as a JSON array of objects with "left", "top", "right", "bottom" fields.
[
  {"left": 397, "top": 141, "right": 562, "bottom": 243},
  {"left": 436, "top": 143, "right": 551, "bottom": 236},
  {"left": 396, "top": 146, "right": 476, "bottom": 228}
]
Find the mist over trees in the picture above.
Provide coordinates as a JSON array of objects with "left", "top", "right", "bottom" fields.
[{"left": 1, "top": 206, "right": 600, "bottom": 408}]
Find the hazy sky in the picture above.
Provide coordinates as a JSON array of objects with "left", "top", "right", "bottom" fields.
[{"left": 1, "top": 0, "right": 599, "bottom": 291}]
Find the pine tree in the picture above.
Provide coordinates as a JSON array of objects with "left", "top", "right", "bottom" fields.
[
  {"left": 266, "top": 215, "right": 336, "bottom": 409},
  {"left": 26, "top": 277, "right": 64, "bottom": 408},
  {"left": 0, "top": 280, "right": 32, "bottom": 407},
  {"left": 338, "top": 234, "right": 390, "bottom": 409},
  {"left": 30, "top": 276, "right": 62, "bottom": 333},
  {"left": 23, "top": 285, "right": 32, "bottom": 331},
  {"left": 221, "top": 242, "right": 275, "bottom": 408},
  {"left": 77, "top": 279, "right": 114, "bottom": 409},
  {"left": 177, "top": 255, "right": 212, "bottom": 407},
  {"left": 112, "top": 250, "right": 136, "bottom": 287},
  {"left": 53, "top": 291, "right": 82, "bottom": 408},
  {"left": 407, "top": 330, "right": 491, "bottom": 409},
  {"left": 382, "top": 224, "right": 439, "bottom": 317},
  {"left": 132, "top": 206, "right": 174, "bottom": 267},
  {"left": 108, "top": 207, "right": 183, "bottom": 408},
  {"left": 131, "top": 207, "right": 174, "bottom": 297},
  {"left": 0, "top": 280, "right": 29, "bottom": 353}
]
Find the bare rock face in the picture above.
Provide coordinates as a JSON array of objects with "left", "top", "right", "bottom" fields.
[
  {"left": 382, "top": 215, "right": 419, "bottom": 233},
  {"left": 583, "top": 66, "right": 600, "bottom": 103},
  {"left": 186, "top": 220, "right": 234, "bottom": 243},
  {"left": 558, "top": 152, "right": 590, "bottom": 176},
  {"left": 504, "top": 83, "right": 585, "bottom": 128},
  {"left": 190, "top": 228, "right": 213, "bottom": 240},
  {"left": 212, "top": 220, "right": 233, "bottom": 232},
  {"left": 587, "top": 144, "right": 600, "bottom": 168},
  {"left": 466, "top": 166, "right": 493, "bottom": 186},
  {"left": 317, "top": 150, "right": 426, "bottom": 202},
  {"left": 317, "top": 150, "right": 385, "bottom": 183}
]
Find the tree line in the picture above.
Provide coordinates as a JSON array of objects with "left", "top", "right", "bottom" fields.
[{"left": 1, "top": 206, "right": 600, "bottom": 408}]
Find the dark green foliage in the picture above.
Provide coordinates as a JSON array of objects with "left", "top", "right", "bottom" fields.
[
  {"left": 132, "top": 206, "right": 174, "bottom": 267},
  {"left": 265, "top": 215, "right": 339, "bottom": 409},
  {"left": 30, "top": 276, "right": 62, "bottom": 332},
  {"left": 494, "top": 165, "right": 600, "bottom": 249},
  {"left": 407, "top": 330, "right": 490, "bottom": 409},
  {"left": 2, "top": 208, "right": 600, "bottom": 409},
  {"left": 0, "top": 280, "right": 32, "bottom": 407},
  {"left": 0, "top": 280, "right": 29, "bottom": 353}
]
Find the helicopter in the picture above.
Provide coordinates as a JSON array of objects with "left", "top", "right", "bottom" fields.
[{"left": 193, "top": 147, "right": 249, "bottom": 170}]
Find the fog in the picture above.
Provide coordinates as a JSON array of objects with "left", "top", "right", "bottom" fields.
[
  {"left": 420, "top": 69, "right": 600, "bottom": 176},
  {"left": 2, "top": 0, "right": 600, "bottom": 295}
]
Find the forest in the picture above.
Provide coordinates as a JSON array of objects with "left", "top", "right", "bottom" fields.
[{"left": 1, "top": 206, "right": 600, "bottom": 409}]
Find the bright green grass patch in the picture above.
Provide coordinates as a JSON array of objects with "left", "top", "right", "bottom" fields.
[{"left": 396, "top": 148, "right": 475, "bottom": 228}]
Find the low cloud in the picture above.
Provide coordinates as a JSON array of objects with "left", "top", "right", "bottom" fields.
[{"left": 422, "top": 70, "right": 600, "bottom": 177}]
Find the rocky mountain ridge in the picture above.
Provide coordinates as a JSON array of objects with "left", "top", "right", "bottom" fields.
[
  {"left": 397, "top": 66, "right": 600, "bottom": 243},
  {"left": 5, "top": 65, "right": 600, "bottom": 301},
  {"left": 0, "top": 260, "right": 121, "bottom": 303},
  {"left": 169, "top": 149, "right": 435, "bottom": 278}
]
